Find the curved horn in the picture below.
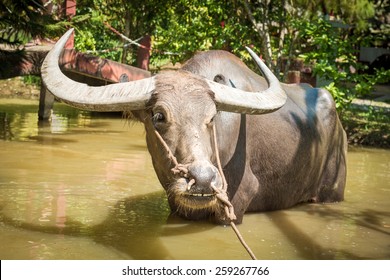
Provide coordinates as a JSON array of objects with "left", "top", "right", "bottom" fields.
[
  {"left": 207, "top": 47, "right": 287, "bottom": 114},
  {"left": 41, "top": 29, "right": 155, "bottom": 112}
]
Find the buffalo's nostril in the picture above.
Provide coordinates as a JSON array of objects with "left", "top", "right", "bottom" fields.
[
  {"left": 189, "top": 165, "right": 214, "bottom": 186},
  {"left": 187, "top": 162, "right": 221, "bottom": 194},
  {"left": 187, "top": 178, "right": 196, "bottom": 191}
]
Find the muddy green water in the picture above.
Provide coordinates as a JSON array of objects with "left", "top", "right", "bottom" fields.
[{"left": 0, "top": 99, "right": 389, "bottom": 260}]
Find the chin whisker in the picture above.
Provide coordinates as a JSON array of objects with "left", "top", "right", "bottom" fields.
[{"left": 166, "top": 181, "right": 224, "bottom": 221}]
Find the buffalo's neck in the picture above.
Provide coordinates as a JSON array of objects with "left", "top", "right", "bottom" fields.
[
  {"left": 214, "top": 112, "right": 245, "bottom": 167},
  {"left": 213, "top": 112, "right": 247, "bottom": 196}
]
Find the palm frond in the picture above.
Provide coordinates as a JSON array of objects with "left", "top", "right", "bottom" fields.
[{"left": 0, "top": 0, "right": 70, "bottom": 45}]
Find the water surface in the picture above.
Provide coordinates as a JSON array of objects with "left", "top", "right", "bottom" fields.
[{"left": 0, "top": 99, "right": 389, "bottom": 259}]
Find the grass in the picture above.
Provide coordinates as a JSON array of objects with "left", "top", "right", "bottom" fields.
[{"left": 341, "top": 106, "right": 389, "bottom": 148}]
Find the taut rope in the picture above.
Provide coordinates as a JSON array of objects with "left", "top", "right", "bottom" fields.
[{"left": 154, "top": 124, "right": 257, "bottom": 260}]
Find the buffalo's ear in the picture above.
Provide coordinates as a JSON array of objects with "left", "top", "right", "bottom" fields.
[
  {"left": 213, "top": 74, "right": 227, "bottom": 85},
  {"left": 213, "top": 75, "right": 237, "bottom": 89}
]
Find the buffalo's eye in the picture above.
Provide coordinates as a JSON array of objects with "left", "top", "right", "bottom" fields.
[
  {"left": 206, "top": 115, "right": 215, "bottom": 128},
  {"left": 152, "top": 112, "right": 165, "bottom": 123}
]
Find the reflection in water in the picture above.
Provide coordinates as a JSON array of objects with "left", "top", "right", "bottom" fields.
[
  {"left": 0, "top": 99, "right": 92, "bottom": 141},
  {"left": 0, "top": 99, "right": 389, "bottom": 259}
]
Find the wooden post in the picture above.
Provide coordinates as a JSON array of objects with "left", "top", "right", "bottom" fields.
[
  {"left": 65, "top": 0, "right": 76, "bottom": 17},
  {"left": 64, "top": 0, "right": 76, "bottom": 49},
  {"left": 38, "top": 0, "right": 76, "bottom": 120},
  {"left": 38, "top": 84, "right": 55, "bottom": 120},
  {"left": 136, "top": 35, "right": 151, "bottom": 71},
  {"left": 286, "top": 70, "right": 301, "bottom": 84}
]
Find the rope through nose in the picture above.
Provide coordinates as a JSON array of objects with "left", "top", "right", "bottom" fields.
[
  {"left": 211, "top": 124, "right": 236, "bottom": 221},
  {"left": 154, "top": 127, "right": 257, "bottom": 260}
]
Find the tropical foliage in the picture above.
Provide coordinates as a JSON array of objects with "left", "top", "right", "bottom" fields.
[
  {"left": 0, "top": 0, "right": 67, "bottom": 45},
  {"left": 1, "top": 0, "right": 389, "bottom": 112}
]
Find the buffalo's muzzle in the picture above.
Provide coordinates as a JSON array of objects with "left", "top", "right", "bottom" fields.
[{"left": 186, "top": 161, "right": 222, "bottom": 197}]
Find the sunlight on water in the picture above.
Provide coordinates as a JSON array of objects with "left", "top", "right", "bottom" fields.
[{"left": 0, "top": 99, "right": 389, "bottom": 259}]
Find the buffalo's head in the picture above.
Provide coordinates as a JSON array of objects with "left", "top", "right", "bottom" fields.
[
  {"left": 41, "top": 29, "right": 287, "bottom": 224},
  {"left": 142, "top": 70, "right": 224, "bottom": 222}
]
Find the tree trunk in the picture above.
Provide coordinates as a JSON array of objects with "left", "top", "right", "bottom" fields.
[
  {"left": 122, "top": 10, "right": 132, "bottom": 64},
  {"left": 243, "top": 0, "right": 276, "bottom": 75}
]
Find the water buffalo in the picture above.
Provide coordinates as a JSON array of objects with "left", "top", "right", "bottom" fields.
[{"left": 42, "top": 29, "right": 347, "bottom": 224}]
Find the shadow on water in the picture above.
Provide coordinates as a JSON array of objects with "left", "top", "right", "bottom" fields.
[
  {"left": 266, "top": 204, "right": 390, "bottom": 260},
  {"left": 2, "top": 196, "right": 388, "bottom": 259},
  {"left": 260, "top": 85, "right": 372, "bottom": 259},
  {"left": 308, "top": 205, "right": 390, "bottom": 237},
  {"left": 0, "top": 191, "right": 214, "bottom": 259}
]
